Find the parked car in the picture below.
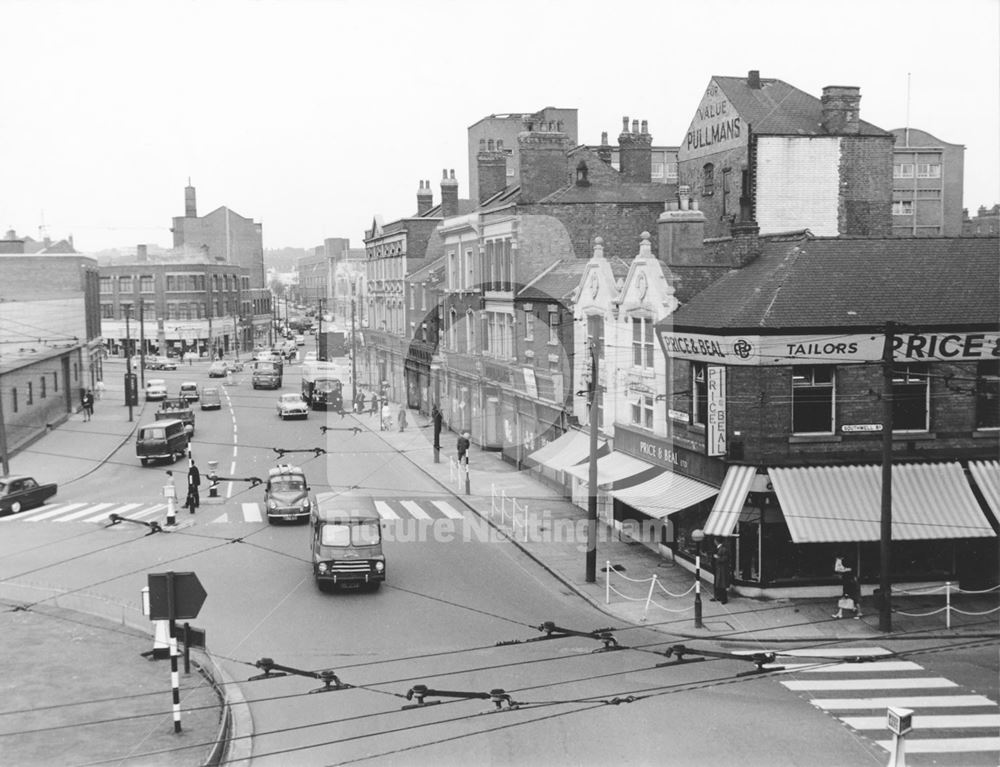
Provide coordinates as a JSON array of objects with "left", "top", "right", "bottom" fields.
[
  {"left": 263, "top": 465, "right": 314, "bottom": 524},
  {"left": 136, "top": 419, "right": 189, "bottom": 465},
  {"left": 144, "top": 379, "right": 168, "bottom": 401},
  {"left": 179, "top": 382, "right": 199, "bottom": 402},
  {"left": 208, "top": 361, "right": 228, "bottom": 378},
  {"left": 276, "top": 392, "right": 309, "bottom": 420},
  {"left": 0, "top": 475, "right": 57, "bottom": 515},
  {"left": 200, "top": 386, "right": 222, "bottom": 410}
]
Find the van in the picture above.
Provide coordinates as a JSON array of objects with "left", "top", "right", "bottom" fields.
[
  {"left": 136, "top": 419, "right": 189, "bottom": 466},
  {"left": 311, "top": 492, "right": 385, "bottom": 591}
]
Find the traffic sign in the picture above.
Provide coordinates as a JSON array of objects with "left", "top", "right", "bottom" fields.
[{"left": 147, "top": 571, "right": 207, "bottom": 620}]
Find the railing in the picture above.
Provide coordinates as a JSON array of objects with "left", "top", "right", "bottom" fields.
[
  {"left": 604, "top": 560, "right": 697, "bottom": 622},
  {"left": 489, "top": 483, "right": 529, "bottom": 542},
  {"left": 891, "top": 582, "right": 1000, "bottom": 629}
]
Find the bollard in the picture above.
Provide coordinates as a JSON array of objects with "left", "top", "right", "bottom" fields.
[
  {"left": 464, "top": 458, "right": 470, "bottom": 496},
  {"left": 207, "top": 460, "right": 220, "bottom": 499},
  {"left": 164, "top": 483, "right": 176, "bottom": 527},
  {"left": 694, "top": 552, "right": 703, "bottom": 628}
]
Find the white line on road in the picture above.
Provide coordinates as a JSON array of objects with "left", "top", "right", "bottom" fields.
[
  {"left": 432, "top": 500, "right": 464, "bottom": 519},
  {"left": 242, "top": 503, "right": 262, "bottom": 522},
  {"left": 784, "top": 677, "right": 957, "bottom": 691},
  {"left": 60, "top": 503, "right": 115, "bottom": 522},
  {"left": 814, "top": 695, "right": 994, "bottom": 710},
  {"left": 401, "top": 500, "right": 431, "bottom": 520},
  {"left": 84, "top": 502, "right": 144, "bottom": 523},
  {"left": 0, "top": 503, "right": 83, "bottom": 522},
  {"left": 132, "top": 503, "right": 168, "bottom": 519},
  {"left": 374, "top": 501, "right": 399, "bottom": 520},
  {"left": 844, "top": 714, "right": 1000, "bottom": 730},
  {"left": 873, "top": 737, "right": 1000, "bottom": 754},
  {"left": 794, "top": 661, "right": 923, "bottom": 673}
]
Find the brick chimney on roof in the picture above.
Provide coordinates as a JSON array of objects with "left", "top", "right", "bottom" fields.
[
  {"left": 517, "top": 122, "right": 571, "bottom": 203},
  {"left": 440, "top": 169, "right": 459, "bottom": 218},
  {"left": 477, "top": 141, "right": 507, "bottom": 203},
  {"left": 747, "top": 70, "right": 761, "bottom": 89},
  {"left": 618, "top": 116, "right": 652, "bottom": 183},
  {"left": 417, "top": 180, "right": 433, "bottom": 215},
  {"left": 821, "top": 85, "right": 862, "bottom": 134}
]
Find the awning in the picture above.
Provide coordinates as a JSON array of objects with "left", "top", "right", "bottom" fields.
[
  {"left": 702, "top": 465, "right": 759, "bottom": 537},
  {"left": 527, "top": 430, "right": 604, "bottom": 472},
  {"left": 610, "top": 470, "right": 718, "bottom": 519},
  {"left": 768, "top": 462, "right": 996, "bottom": 543},
  {"left": 968, "top": 460, "right": 1000, "bottom": 527},
  {"left": 565, "top": 451, "right": 657, "bottom": 487}
]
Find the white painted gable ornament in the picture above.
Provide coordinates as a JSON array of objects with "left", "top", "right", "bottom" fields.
[
  {"left": 589, "top": 272, "right": 600, "bottom": 298},
  {"left": 636, "top": 272, "right": 648, "bottom": 300}
]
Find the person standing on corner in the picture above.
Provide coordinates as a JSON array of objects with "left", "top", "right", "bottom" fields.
[
  {"left": 94, "top": 380, "right": 106, "bottom": 401},
  {"left": 456, "top": 431, "right": 470, "bottom": 465},
  {"left": 398, "top": 404, "right": 407, "bottom": 432},
  {"left": 81, "top": 389, "right": 94, "bottom": 422},
  {"left": 712, "top": 540, "right": 729, "bottom": 604},
  {"left": 369, "top": 392, "right": 378, "bottom": 419},
  {"left": 833, "top": 555, "right": 862, "bottom": 619},
  {"left": 186, "top": 461, "right": 201, "bottom": 514}
]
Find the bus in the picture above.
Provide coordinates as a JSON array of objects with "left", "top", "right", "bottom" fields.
[
  {"left": 251, "top": 359, "right": 283, "bottom": 389},
  {"left": 311, "top": 492, "right": 385, "bottom": 591}
]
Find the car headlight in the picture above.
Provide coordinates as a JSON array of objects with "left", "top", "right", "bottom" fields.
[
  {"left": 374, "top": 561, "right": 385, "bottom": 572},
  {"left": 268, "top": 500, "right": 277, "bottom": 509},
  {"left": 318, "top": 562, "right": 328, "bottom": 573},
  {"left": 301, "top": 498, "right": 311, "bottom": 508}
]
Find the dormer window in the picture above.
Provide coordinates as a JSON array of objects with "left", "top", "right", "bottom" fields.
[{"left": 576, "top": 161, "right": 589, "bottom": 186}]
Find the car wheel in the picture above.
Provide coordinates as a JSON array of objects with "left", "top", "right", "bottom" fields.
[
  {"left": 140, "top": 458, "right": 148, "bottom": 466},
  {"left": 11, "top": 501, "right": 21, "bottom": 514},
  {"left": 316, "top": 580, "right": 330, "bottom": 593}
]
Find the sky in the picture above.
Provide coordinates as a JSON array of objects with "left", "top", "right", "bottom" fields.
[{"left": 3, "top": 0, "right": 998, "bottom": 253}]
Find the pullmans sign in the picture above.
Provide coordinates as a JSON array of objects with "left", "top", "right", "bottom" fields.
[{"left": 659, "top": 331, "right": 1000, "bottom": 365}]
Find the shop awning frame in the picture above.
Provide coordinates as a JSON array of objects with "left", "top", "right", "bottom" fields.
[
  {"left": 565, "top": 451, "right": 657, "bottom": 487},
  {"left": 527, "top": 430, "right": 605, "bottom": 472},
  {"left": 702, "top": 465, "right": 758, "bottom": 537},
  {"left": 768, "top": 462, "right": 995, "bottom": 543},
  {"left": 968, "top": 460, "right": 1000, "bottom": 528},
  {"left": 609, "top": 470, "right": 719, "bottom": 519}
]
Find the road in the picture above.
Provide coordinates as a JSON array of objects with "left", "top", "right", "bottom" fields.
[{"left": 1, "top": 360, "right": 993, "bottom": 766}]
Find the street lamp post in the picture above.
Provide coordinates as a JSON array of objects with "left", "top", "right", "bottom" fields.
[
  {"left": 124, "top": 307, "right": 135, "bottom": 423},
  {"left": 585, "top": 341, "right": 599, "bottom": 584},
  {"left": 692, "top": 528, "right": 705, "bottom": 628}
]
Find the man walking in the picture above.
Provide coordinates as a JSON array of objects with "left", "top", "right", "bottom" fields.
[
  {"left": 186, "top": 461, "right": 201, "bottom": 514},
  {"left": 81, "top": 389, "right": 94, "bottom": 422},
  {"left": 456, "top": 431, "right": 470, "bottom": 465},
  {"left": 369, "top": 393, "right": 378, "bottom": 419}
]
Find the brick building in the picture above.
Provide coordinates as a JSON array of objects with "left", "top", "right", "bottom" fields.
[
  {"left": 890, "top": 128, "right": 965, "bottom": 236},
  {"left": 963, "top": 203, "right": 1000, "bottom": 236},
  {"left": 678, "top": 71, "right": 895, "bottom": 239}
]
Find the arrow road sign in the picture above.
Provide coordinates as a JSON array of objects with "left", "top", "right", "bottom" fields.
[{"left": 147, "top": 571, "right": 207, "bottom": 621}]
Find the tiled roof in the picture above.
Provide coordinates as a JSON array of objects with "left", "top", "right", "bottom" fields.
[
  {"left": 538, "top": 182, "right": 676, "bottom": 204},
  {"left": 672, "top": 235, "right": 1000, "bottom": 331},
  {"left": 407, "top": 254, "right": 445, "bottom": 283},
  {"left": 713, "top": 76, "right": 891, "bottom": 137},
  {"left": 518, "top": 259, "right": 588, "bottom": 302}
]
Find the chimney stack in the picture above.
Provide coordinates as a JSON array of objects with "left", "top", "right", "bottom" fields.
[
  {"left": 440, "top": 169, "right": 459, "bottom": 218},
  {"left": 618, "top": 115, "right": 653, "bottom": 183},
  {"left": 747, "top": 70, "right": 761, "bottom": 89},
  {"left": 657, "top": 194, "right": 706, "bottom": 266},
  {"left": 517, "top": 122, "right": 571, "bottom": 203},
  {"left": 137, "top": 244, "right": 148, "bottom": 262},
  {"left": 417, "top": 180, "right": 433, "bottom": 215},
  {"left": 185, "top": 180, "right": 197, "bottom": 218},
  {"left": 477, "top": 147, "right": 507, "bottom": 203},
  {"left": 821, "top": 85, "right": 862, "bottom": 134},
  {"left": 597, "top": 131, "right": 612, "bottom": 164}
]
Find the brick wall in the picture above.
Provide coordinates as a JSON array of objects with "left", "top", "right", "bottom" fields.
[
  {"left": 839, "top": 135, "right": 894, "bottom": 236},
  {"left": 522, "top": 202, "right": 665, "bottom": 263}
]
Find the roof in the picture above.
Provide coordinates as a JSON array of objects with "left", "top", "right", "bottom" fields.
[
  {"left": 315, "top": 492, "right": 379, "bottom": 521},
  {"left": 268, "top": 465, "right": 304, "bottom": 477},
  {"left": 407, "top": 254, "right": 446, "bottom": 283},
  {"left": 518, "top": 259, "right": 588, "bottom": 302},
  {"left": 713, "top": 75, "right": 891, "bottom": 137},
  {"left": 538, "top": 182, "right": 676, "bottom": 205},
  {"left": 671, "top": 235, "right": 1000, "bottom": 332}
]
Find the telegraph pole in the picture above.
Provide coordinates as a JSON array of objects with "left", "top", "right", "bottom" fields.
[
  {"left": 879, "top": 321, "right": 896, "bottom": 633},
  {"left": 585, "top": 341, "right": 599, "bottom": 583},
  {"left": 138, "top": 298, "right": 146, "bottom": 388},
  {"left": 125, "top": 307, "right": 134, "bottom": 423},
  {"left": 350, "top": 289, "right": 358, "bottom": 407}
]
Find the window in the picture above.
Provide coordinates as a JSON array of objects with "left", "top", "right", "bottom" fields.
[
  {"left": 916, "top": 163, "right": 941, "bottom": 178},
  {"left": 466, "top": 309, "right": 475, "bottom": 353},
  {"left": 449, "top": 309, "right": 457, "bottom": 350},
  {"left": 548, "top": 312, "right": 559, "bottom": 344},
  {"left": 791, "top": 366, "right": 835, "bottom": 433},
  {"left": 118, "top": 276, "right": 132, "bottom": 293},
  {"left": 976, "top": 360, "right": 999, "bottom": 429},
  {"left": 651, "top": 162, "right": 664, "bottom": 179},
  {"left": 893, "top": 163, "right": 914, "bottom": 178},
  {"left": 892, "top": 200, "right": 914, "bottom": 216},
  {"left": 892, "top": 365, "right": 929, "bottom": 431},
  {"left": 665, "top": 163, "right": 678, "bottom": 181},
  {"left": 120, "top": 303, "right": 133, "bottom": 320},
  {"left": 53, "top": 372, "right": 58, "bottom": 392},
  {"left": 524, "top": 309, "right": 534, "bottom": 341},
  {"left": 465, "top": 249, "right": 474, "bottom": 290},
  {"left": 631, "top": 317, "right": 653, "bottom": 368},
  {"left": 11, "top": 388, "right": 17, "bottom": 413},
  {"left": 140, "top": 275, "right": 154, "bottom": 293},
  {"left": 100, "top": 277, "right": 112, "bottom": 294},
  {"left": 631, "top": 395, "right": 654, "bottom": 430},
  {"left": 722, "top": 168, "right": 732, "bottom": 217},
  {"left": 692, "top": 363, "right": 707, "bottom": 427},
  {"left": 703, "top": 163, "right": 715, "bottom": 195},
  {"left": 101, "top": 304, "right": 114, "bottom": 319},
  {"left": 27, "top": 381, "right": 33, "bottom": 405},
  {"left": 39, "top": 376, "right": 47, "bottom": 399}
]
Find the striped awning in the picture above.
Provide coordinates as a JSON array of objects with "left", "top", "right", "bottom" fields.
[
  {"left": 565, "top": 451, "right": 658, "bottom": 487},
  {"left": 528, "top": 430, "right": 605, "bottom": 472},
  {"left": 702, "top": 465, "right": 758, "bottom": 537},
  {"left": 768, "top": 462, "right": 996, "bottom": 543},
  {"left": 968, "top": 460, "right": 1000, "bottom": 527},
  {"left": 610, "top": 470, "right": 719, "bottom": 519}
]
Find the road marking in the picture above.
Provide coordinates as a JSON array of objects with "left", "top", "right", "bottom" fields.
[
  {"left": 0, "top": 502, "right": 84, "bottom": 522},
  {"left": 873, "top": 737, "right": 1000, "bottom": 754},
  {"left": 432, "top": 500, "right": 464, "bottom": 519},
  {"left": 242, "top": 503, "right": 262, "bottom": 522},
  {"left": 132, "top": 503, "right": 168, "bottom": 519},
  {"left": 401, "top": 501, "right": 431, "bottom": 520},
  {"left": 374, "top": 501, "right": 399, "bottom": 520},
  {"left": 60, "top": 503, "right": 115, "bottom": 522},
  {"left": 740, "top": 647, "right": 893, "bottom": 659},
  {"left": 814, "top": 695, "right": 995, "bottom": 710},
  {"left": 84, "top": 502, "right": 144, "bottom": 523},
  {"left": 784, "top": 677, "right": 957, "bottom": 691},
  {"left": 211, "top": 513, "right": 230, "bottom": 524},
  {"left": 843, "top": 713, "right": 1000, "bottom": 730},
  {"left": 794, "top": 661, "right": 923, "bottom": 673}
]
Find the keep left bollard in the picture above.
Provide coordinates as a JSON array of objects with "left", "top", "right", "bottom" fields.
[{"left": 163, "top": 481, "right": 176, "bottom": 527}]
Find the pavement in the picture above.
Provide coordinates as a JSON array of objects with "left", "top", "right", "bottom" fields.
[{"left": 1, "top": 357, "right": 996, "bottom": 766}]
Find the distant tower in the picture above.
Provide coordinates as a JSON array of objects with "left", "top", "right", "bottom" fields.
[{"left": 185, "top": 179, "right": 197, "bottom": 218}]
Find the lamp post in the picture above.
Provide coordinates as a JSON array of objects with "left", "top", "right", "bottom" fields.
[
  {"left": 124, "top": 306, "right": 135, "bottom": 423},
  {"left": 585, "top": 340, "right": 599, "bottom": 584},
  {"left": 692, "top": 528, "right": 705, "bottom": 628}
]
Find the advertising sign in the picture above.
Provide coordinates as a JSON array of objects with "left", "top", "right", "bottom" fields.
[
  {"left": 706, "top": 366, "right": 727, "bottom": 456},
  {"left": 679, "top": 80, "right": 743, "bottom": 161}
]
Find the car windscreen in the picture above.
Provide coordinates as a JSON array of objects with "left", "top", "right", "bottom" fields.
[
  {"left": 143, "top": 428, "right": 166, "bottom": 440},
  {"left": 319, "top": 520, "right": 380, "bottom": 546},
  {"left": 271, "top": 478, "right": 304, "bottom": 492}
]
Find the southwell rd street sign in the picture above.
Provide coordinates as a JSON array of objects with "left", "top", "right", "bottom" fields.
[{"left": 147, "top": 571, "right": 207, "bottom": 621}]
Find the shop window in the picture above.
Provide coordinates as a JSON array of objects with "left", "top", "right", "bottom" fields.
[
  {"left": 631, "top": 395, "right": 654, "bottom": 430},
  {"left": 892, "top": 365, "right": 929, "bottom": 431},
  {"left": 792, "top": 365, "right": 835, "bottom": 433},
  {"left": 692, "top": 363, "right": 707, "bottom": 427},
  {"left": 631, "top": 317, "right": 653, "bottom": 368},
  {"left": 976, "top": 360, "right": 1000, "bottom": 429}
]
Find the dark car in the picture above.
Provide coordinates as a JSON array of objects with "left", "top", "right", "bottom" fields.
[{"left": 0, "top": 475, "right": 58, "bottom": 515}]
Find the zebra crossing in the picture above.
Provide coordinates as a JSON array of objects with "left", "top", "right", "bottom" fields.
[
  {"left": 0, "top": 498, "right": 467, "bottom": 526},
  {"left": 772, "top": 646, "right": 1000, "bottom": 764}
]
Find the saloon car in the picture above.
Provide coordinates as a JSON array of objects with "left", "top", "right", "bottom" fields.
[
  {"left": 208, "top": 361, "right": 228, "bottom": 378},
  {"left": 276, "top": 392, "right": 309, "bottom": 420},
  {"left": 144, "top": 379, "right": 168, "bottom": 401},
  {"left": 200, "top": 386, "right": 222, "bottom": 410},
  {"left": 0, "top": 475, "right": 57, "bottom": 515},
  {"left": 179, "top": 382, "right": 199, "bottom": 402},
  {"left": 263, "top": 465, "right": 314, "bottom": 523}
]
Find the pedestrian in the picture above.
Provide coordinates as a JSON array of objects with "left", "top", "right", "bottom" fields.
[
  {"left": 456, "top": 431, "right": 470, "bottom": 464},
  {"left": 186, "top": 461, "right": 201, "bottom": 514},
  {"left": 354, "top": 390, "right": 364, "bottom": 414},
  {"left": 712, "top": 540, "right": 729, "bottom": 604},
  {"left": 94, "top": 380, "right": 106, "bottom": 400},
  {"left": 369, "top": 393, "right": 378, "bottom": 418},
  {"left": 432, "top": 405, "right": 443, "bottom": 450},
  {"left": 833, "top": 555, "right": 862, "bottom": 619},
  {"left": 81, "top": 389, "right": 94, "bottom": 422},
  {"left": 398, "top": 404, "right": 407, "bottom": 432},
  {"left": 381, "top": 401, "right": 391, "bottom": 431}
]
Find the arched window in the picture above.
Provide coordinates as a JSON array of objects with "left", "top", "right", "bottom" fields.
[{"left": 703, "top": 163, "right": 715, "bottom": 195}]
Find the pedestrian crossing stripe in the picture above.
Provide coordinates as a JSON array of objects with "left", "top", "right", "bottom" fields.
[{"left": 2, "top": 498, "right": 469, "bottom": 525}]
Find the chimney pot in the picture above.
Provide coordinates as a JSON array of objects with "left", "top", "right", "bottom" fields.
[
  {"left": 621, "top": 116, "right": 629, "bottom": 132},
  {"left": 631, "top": 119, "right": 639, "bottom": 135},
  {"left": 747, "top": 70, "right": 761, "bottom": 89},
  {"left": 640, "top": 120, "right": 648, "bottom": 134}
]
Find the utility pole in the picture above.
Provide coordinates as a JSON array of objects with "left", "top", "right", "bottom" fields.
[
  {"left": 138, "top": 297, "right": 146, "bottom": 388},
  {"left": 350, "top": 288, "right": 358, "bottom": 407},
  {"left": 125, "top": 307, "right": 134, "bottom": 423},
  {"left": 585, "top": 340, "right": 599, "bottom": 584},
  {"left": 879, "top": 321, "right": 896, "bottom": 633}
]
